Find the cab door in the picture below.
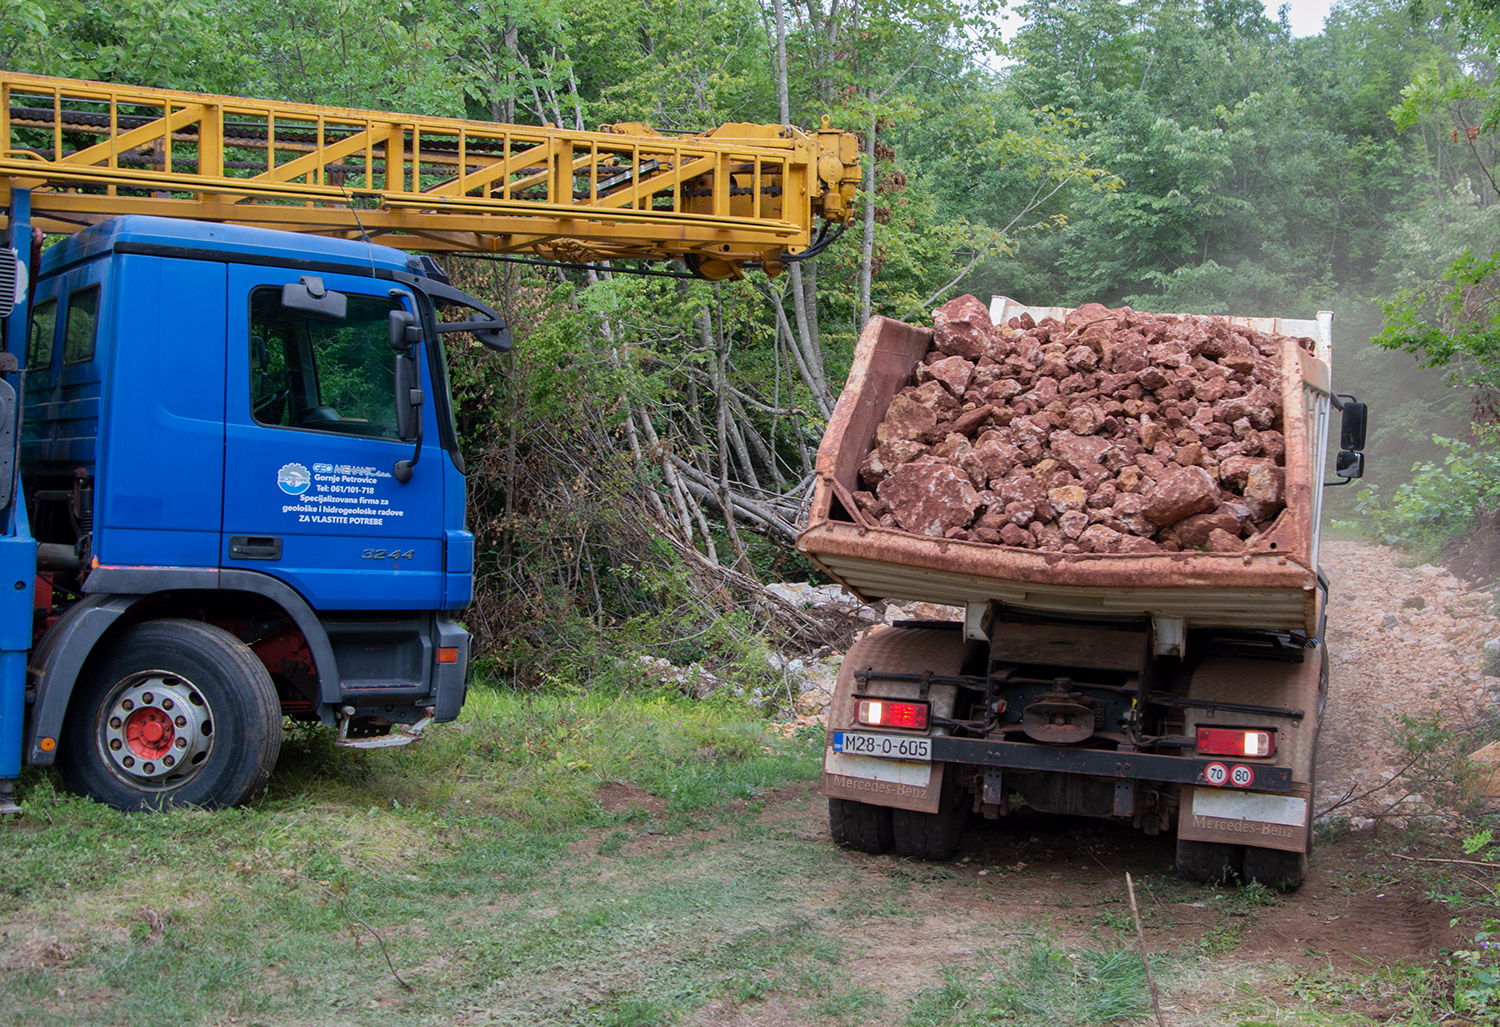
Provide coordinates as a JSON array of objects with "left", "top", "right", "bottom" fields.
[{"left": 221, "top": 265, "right": 445, "bottom": 610}]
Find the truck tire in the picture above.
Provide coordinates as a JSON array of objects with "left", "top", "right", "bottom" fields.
[
  {"left": 60, "top": 619, "right": 283, "bottom": 811},
  {"left": 829, "top": 797, "right": 894, "bottom": 854},
  {"left": 1242, "top": 846, "right": 1307, "bottom": 892},
  {"left": 1175, "top": 839, "right": 1243, "bottom": 884},
  {"left": 891, "top": 800, "right": 965, "bottom": 860},
  {"left": 890, "top": 769, "right": 966, "bottom": 860}
]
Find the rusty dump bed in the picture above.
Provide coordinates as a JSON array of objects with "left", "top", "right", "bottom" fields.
[{"left": 797, "top": 298, "right": 1335, "bottom": 634}]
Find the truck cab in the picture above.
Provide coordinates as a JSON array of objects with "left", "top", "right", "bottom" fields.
[{"left": 7, "top": 215, "right": 509, "bottom": 810}]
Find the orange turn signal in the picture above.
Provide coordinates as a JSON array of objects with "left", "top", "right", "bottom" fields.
[{"left": 436, "top": 647, "right": 459, "bottom": 664}]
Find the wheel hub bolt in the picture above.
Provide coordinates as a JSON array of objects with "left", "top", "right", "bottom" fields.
[
  {"left": 163, "top": 755, "right": 174, "bottom": 767},
  {"left": 109, "top": 739, "right": 121, "bottom": 751},
  {"left": 122, "top": 756, "right": 134, "bottom": 767},
  {"left": 162, "top": 699, "right": 173, "bottom": 711},
  {"left": 121, "top": 700, "right": 134, "bottom": 711},
  {"left": 142, "top": 693, "right": 154, "bottom": 704}
]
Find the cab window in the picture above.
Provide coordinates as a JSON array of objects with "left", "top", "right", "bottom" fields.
[
  {"left": 27, "top": 298, "right": 57, "bottom": 371},
  {"left": 62, "top": 285, "right": 99, "bottom": 365},
  {"left": 249, "top": 286, "right": 404, "bottom": 440}
]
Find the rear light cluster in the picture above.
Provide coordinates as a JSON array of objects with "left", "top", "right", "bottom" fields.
[
  {"left": 1196, "top": 727, "right": 1275, "bottom": 758},
  {"left": 856, "top": 699, "right": 928, "bottom": 730}
]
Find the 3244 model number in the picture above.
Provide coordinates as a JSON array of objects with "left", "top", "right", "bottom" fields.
[{"left": 361, "top": 548, "right": 415, "bottom": 561}]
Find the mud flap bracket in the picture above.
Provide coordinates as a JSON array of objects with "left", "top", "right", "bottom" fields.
[{"left": 982, "top": 767, "right": 1005, "bottom": 805}]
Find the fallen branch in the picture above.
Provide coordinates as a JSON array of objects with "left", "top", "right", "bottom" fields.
[
  {"left": 288, "top": 869, "right": 415, "bottom": 993},
  {"left": 1316, "top": 747, "right": 1429, "bottom": 818},
  {"left": 1394, "top": 853, "right": 1500, "bottom": 871},
  {"left": 1126, "top": 872, "right": 1167, "bottom": 1027}
]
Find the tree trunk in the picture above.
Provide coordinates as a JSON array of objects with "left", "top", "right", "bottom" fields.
[
  {"left": 858, "top": 101, "right": 877, "bottom": 329},
  {"left": 773, "top": 0, "right": 791, "bottom": 124},
  {"left": 705, "top": 304, "right": 750, "bottom": 573}
]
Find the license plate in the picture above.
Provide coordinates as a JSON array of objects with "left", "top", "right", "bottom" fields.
[{"left": 832, "top": 731, "right": 931, "bottom": 761}]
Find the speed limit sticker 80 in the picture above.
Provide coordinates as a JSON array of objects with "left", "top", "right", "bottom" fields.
[{"left": 1200, "top": 762, "right": 1256, "bottom": 788}]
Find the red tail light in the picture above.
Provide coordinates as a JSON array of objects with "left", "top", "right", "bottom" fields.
[
  {"left": 1196, "top": 727, "right": 1274, "bottom": 758},
  {"left": 857, "top": 699, "right": 928, "bottom": 730}
]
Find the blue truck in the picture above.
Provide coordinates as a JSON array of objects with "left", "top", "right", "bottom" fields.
[
  {"left": 0, "top": 72, "right": 858, "bottom": 813},
  {"left": 0, "top": 204, "right": 511, "bottom": 810}
]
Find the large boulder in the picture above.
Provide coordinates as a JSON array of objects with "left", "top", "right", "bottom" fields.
[
  {"left": 877, "top": 459, "right": 982, "bottom": 537},
  {"left": 932, "top": 295, "right": 995, "bottom": 361},
  {"left": 1143, "top": 465, "right": 1218, "bottom": 527}
]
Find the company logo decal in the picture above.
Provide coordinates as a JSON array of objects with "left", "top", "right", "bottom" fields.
[
  {"left": 277, "top": 462, "right": 311, "bottom": 496},
  {"left": 312, "top": 462, "right": 334, "bottom": 474}
]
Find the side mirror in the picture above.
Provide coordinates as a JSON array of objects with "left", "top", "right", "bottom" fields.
[
  {"left": 474, "top": 323, "right": 512, "bottom": 352},
  {"left": 389, "top": 309, "right": 420, "bottom": 351},
  {"left": 281, "top": 276, "right": 347, "bottom": 321},
  {"left": 434, "top": 317, "right": 511, "bottom": 352},
  {"left": 1325, "top": 394, "right": 1369, "bottom": 487},
  {"left": 1339, "top": 401, "right": 1367, "bottom": 451},
  {"left": 394, "top": 351, "right": 422, "bottom": 441},
  {"left": 407, "top": 276, "right": 513, "bottom": 352}
]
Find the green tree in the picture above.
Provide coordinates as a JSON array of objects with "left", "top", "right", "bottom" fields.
[{"left": 1375, "top": 0, "right": 1500, "bottom": 398}]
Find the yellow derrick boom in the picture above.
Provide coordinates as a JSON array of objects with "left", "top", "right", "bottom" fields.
[{"left": 0, "top": 72, "right": 860, "bottom": 279}]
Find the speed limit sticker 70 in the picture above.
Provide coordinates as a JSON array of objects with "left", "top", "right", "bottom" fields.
[{"left": 1203, "top": 762, "right": 1228, "bottom": 786}]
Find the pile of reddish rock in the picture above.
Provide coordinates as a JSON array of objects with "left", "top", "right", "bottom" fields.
[{"left": 852, "top": 295, "right": 1313, "bottom": 554}]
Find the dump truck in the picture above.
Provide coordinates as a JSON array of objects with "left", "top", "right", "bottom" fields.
[{"left": 797, "top": 296, "right": 1367, "bottom": 890}]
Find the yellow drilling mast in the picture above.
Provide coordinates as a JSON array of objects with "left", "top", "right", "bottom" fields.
[{"left": 0, "top": 72, "right": 860, "bottom": 279}]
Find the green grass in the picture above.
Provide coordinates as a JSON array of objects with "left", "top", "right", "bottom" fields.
[
  {"left": 904, "top": 941, "right": 1157, "bottom": 1027},
  {"left": 0, "top": 682, "right": 1486, "bottom": 1027},
  {"left": 0, "top": 684, "right": 835, "bottom": 1027}
]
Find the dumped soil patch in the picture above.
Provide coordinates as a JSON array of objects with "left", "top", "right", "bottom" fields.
[
  {"left": 594, "top": 781, "right": 668, "bottom": 817},
  {"left": 1444, "top": 504, "right": 1500, "bottom": 586}
]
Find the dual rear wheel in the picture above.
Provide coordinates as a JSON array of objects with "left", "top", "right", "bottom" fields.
[
  {"left": 829, "top": 788, "right": 966, "bottom": 861},
  {"left": 835, "top": 800, "right": 1308, "bottom": 890},
  {"left": 1175, "top": 838, "right": 1308, "bottom": 892}
]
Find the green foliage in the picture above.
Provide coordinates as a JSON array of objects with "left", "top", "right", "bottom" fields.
[
  {"left": 1426, "top": 819, "right": 1500, "bottom": 1020},
  {"left": 1378, "top": 248, "right": 1500, "bottom": 391},
  {"left": 1345, "top": 429, "right": 1500, "bottom": 554},
  {"left": 0, "top": 0, "right": 217, "bottom": 85},
  {"left": 576, "top": 0, "right": 774, "bottom": 127}
]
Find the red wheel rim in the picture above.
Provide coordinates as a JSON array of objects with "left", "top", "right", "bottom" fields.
[{"left": 123, "top": 707, "right": 175, "bottom": 760}]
